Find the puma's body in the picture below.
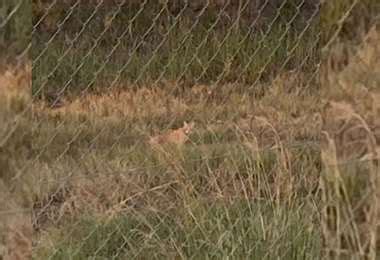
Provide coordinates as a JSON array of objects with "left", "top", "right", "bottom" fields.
[{"left": 149, "top": 121, "right": 195, "bottom": 146}]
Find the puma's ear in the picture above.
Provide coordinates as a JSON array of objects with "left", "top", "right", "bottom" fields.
[{"left": 183, "top": 121, "right": 188, "bottom": 127}]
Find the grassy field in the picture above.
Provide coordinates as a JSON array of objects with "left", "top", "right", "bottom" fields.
[
  {"left": 2, "top": 65, "right": 323, "bottom": 259},
  {"left": 1, "top": 1, "right": 380, "bottom": 259}
]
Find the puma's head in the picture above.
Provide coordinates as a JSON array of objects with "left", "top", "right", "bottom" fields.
[{"left": 183, "top": 121, "right": 195, "bottom": 135}]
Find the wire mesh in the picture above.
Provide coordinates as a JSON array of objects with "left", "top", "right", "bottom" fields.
[{"left": 1, "top": 0, "right": 379, "bottom": 259}]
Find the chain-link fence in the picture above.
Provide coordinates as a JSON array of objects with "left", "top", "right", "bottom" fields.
[{"left": 1, "top": 0, "right": 379, "bottom": 258}]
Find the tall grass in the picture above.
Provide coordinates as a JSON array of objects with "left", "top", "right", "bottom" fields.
[
  {"left": 0, "top": 0, "right": 31, "bottom": 64},
  {"left": 31, "top": 1, "right": 320, "bottom": 99},
  {"left": 36, "top": 202, "right": 321, "bottom": 259}
]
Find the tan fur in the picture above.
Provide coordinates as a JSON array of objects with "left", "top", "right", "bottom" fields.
[{"left": 149, "top": 121, "right": 195, "bottom": 146}]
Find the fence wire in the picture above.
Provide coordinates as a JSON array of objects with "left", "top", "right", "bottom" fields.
[{"left": 1, "top": 0, "right": 380, "bottom": 259}]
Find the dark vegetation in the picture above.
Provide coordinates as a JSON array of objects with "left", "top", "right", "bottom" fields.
[{"left": 31, "top": 0, "right": 321, "bottom": 99}]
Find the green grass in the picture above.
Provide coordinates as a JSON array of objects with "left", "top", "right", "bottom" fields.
[
  {"left": 30, "top": 0, "right": 380, "bottom": 100},
  {"left": 321, "top": 0, "right": 380, "bottom": 44},
  {"left": 0, "top": 0, "right": 31, "bottom": 64},
  {"left": 35, "top": 202, "right": 321, "bottom": 259},
  {"left": 31, "top": 1, "right": 320, "bottom": 99}
]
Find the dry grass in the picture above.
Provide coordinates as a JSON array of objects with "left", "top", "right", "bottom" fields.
[
  {"left": 0, "top": 63, "right": 32, "bottom": 260},
  {"left": 0, "top": 63, "right": 31, "bottom": 109},
  {"left": 320, "top": 25, "right": 380, "bottom": 259}
]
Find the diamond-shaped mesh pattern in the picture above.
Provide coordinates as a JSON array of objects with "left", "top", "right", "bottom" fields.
[{"left": 1, "top": 1, "right": 379, "bottom": 258}]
